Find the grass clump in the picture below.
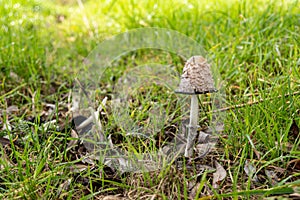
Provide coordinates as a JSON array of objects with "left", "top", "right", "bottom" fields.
[{"left": 0, "top": 0, "right": 299, "bottom": 199}]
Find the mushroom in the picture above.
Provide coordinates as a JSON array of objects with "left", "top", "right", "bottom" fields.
[{"left": 175, "top": 56, "right": 216, "bottom": 157}]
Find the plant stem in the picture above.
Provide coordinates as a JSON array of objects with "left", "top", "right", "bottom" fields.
[{"left": 185, "top": 95, "right": 199, "bottom": 157}]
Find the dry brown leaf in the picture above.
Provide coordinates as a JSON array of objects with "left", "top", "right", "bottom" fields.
[
  {"left": 57, "top": 178, "right": 72, "bottom": 197},
  {"left": 6, "top": 105, "right": 19, "bottom": 113},
  {"left": 189, "top": 182, "right": 201, "bottom": 199},
  {"left": 265, "top": 169, "right": 279, "bottom": 186},
  {"left": 195, "top": 143, "right": 212, "bottom": 158},
  {"left": 212, "top": 161, "right": 226, "bottom": 189},
  {"left": 69, "top": 164, "right": 91, "bottom": 173},
  {"left": 198, "top": 131, "right": 210, "bottom": 144},
  {"left": 244, "top": 160, "right": 259, "bottom": 183},
  {"left": 67, "top": 129, "right": 79, "bottom": 150}
]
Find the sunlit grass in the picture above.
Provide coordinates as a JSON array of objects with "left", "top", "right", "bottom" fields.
[{"left": 0, "top": 0, "right": 299, "bottom": 199}]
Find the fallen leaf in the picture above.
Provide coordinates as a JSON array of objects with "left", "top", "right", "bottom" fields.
[
  {"left": 204, "top": 123, "right": 224, "bottom": 134},
  {"left": 69, "top": 164, "right": 91, "bottom": 173},
  {"left": 198, "top": 131, "right": 210, "bottom": 144},
  {"left": 212, "top": 161, "right": 226, "bottom": 189},
  {"left": 265, "top": 169, "right": 279, "bottom": 186},
  {"left": 67, "top": 129, "right": 79, "bottom": 150},
  {"left": 244, "top": 160, "right": 259, "bottom": 183},
  {"left": 195, "top": 143, "right": 213, "bottom": 158},
  {"left": 188, "top": 180, "right": 198, "bottom": 199},
  {"left": 6, "top": 105, "right": 19, "bottom": 113},
  {"left": 57, "top": 178, "right": 72, "bottom": 197}
]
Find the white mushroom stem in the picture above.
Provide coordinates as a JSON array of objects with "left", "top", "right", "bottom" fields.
[{"left": 185, "top": 94, "right": 199, "bottom": 157}]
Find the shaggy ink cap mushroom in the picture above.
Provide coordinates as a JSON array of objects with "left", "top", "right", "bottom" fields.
[
  {"left": 175, "top": 56, "right": 217, "bottom": 157},
  {"left": 175, "top": 56, "right": 217, "bottom": 95}
]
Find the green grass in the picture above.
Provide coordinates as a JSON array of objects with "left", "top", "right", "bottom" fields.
[{"left": 1, "top": 0, "right": 300, "bottom": 199}]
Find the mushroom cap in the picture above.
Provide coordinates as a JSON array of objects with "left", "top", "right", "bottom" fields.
[{"left": 175, "top": 56, "right": 217, "bottom": 94}]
